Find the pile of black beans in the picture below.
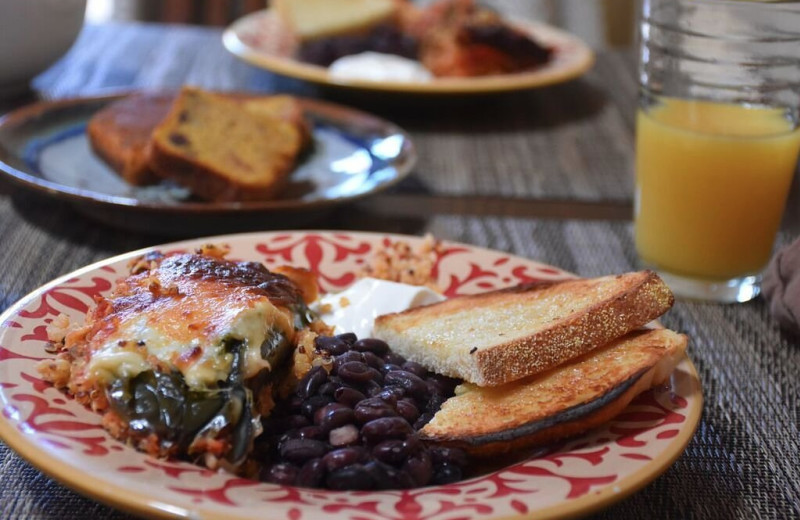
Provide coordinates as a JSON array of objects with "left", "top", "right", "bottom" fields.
[
  {"left": 254, "top": 333, "right": 467, "bottom": 490},
  {"left": 298, "top": 25, "right": 419, "bottom": 67}
]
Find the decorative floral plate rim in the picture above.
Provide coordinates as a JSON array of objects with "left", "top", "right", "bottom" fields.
[
  {"left": 0, "top": 230, "right": 702, "bottom": 520},
  {"left": 222, "top": 9, "right": 595, "bottom": 94}
]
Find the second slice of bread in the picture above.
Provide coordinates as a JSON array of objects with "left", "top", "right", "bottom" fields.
[
  {"left": 373, "top": 271, "right": 674, "bottom": 386},
  {"left": 419, "top": 328, "right": 688, "bottom": 455},
  {"left": 148, "top": 88, "right": 306, "bottom": 202}
]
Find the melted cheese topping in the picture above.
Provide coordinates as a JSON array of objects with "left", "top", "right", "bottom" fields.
[{"left": 85, "top": 258, "right": 294, "bottom": 389}]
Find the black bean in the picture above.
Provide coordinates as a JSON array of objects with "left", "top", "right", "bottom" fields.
[
  {"left": 426, "top": 373, "right": 460, "bottom": 395},
  {"left": 298, "top": 365, "right": 327, "bottom": 399},
  {"left": 279, "top": 438, "right": 328, "bottom": 464},
  {"left": 361, "top": 379, "right": 382, "bottom": 396},
  {"left": 372, "top": 439, "right": 407, "bottom": 465},
  {"left": 353, "top": 338, "right": 389, "bottom": 356},
  {"left": 361, "top": 417, "right": 414, "bottom": 443},
  {"left": 261, "top": 463, "right": 298, "bottom": 485},
  {"left": 429, "top": 446, "right": 468, "bottom": 467},
  {"left": 329, "top": 424, "right": 359, "bottom": 446},
  {"left": 383, "top": 352, "right": 406, "bottom": 366},
  {"left": 317, "top": 381, "right": 339, "bottom": 396},
  {"left": 362, "top": 351, "right": 384, "bottom": 370},
  {"left": 404, "top": 451, "right": 433, "bottom": 487},
  {"left": 334, "top": 351, "right": 364, "bottom": 370},
  {"left": 295, "top": 458, "right": 326, "bottom": 488},
  {"left": 334, "top": 386, "right": 366, "bottom": 407},
  {"left": 335, "top": 332, "right": 358, "bottom": 345},
  {"left": 322, "top": 447, "right": 365, "bottom": 472},
  {"left": 297, "top": 425, "right": 324, "bottom": 440},
  {"left": 363, "top": 460, "right": 405, "bottom": 490},
  {"left": 432, "top": 462, "right": 463, "bottom": 485},
  {"left": 426, "top": 392, "right": 447, "bottom": 414},
  {"left": 314, "top": 403, "right": 354, "bottom": 432},
  {"left": 315, "top": 335, "right": 350, "bottom": 356},
  {"left": 354, "top": 397, "right": 397, "bottom": 424},
  {"left": 287, "top": 414, "right": 311, "bottom": 429},
  {"left": 339, "top": 361, "right": 382, "bottom": 384},
  {"left": 385, "top": 370, "right": 428, "bottom": 399},
  {"left": 302, "top": 395, "right": 333, "bottom": 419},
  {"left": 326, "top": 464, "right": 374, "bottom": 490},
  {"left": 381, "top": 363, "right": 402, "bottom": 375},
  {"left": 401, "top": 361, "right": 428, "bottom": 378},
  {"left": 286, "top": 395, "right": 304, "bottom": 412},
  {"left": 413, "top": 412, "right": 434, "bottom": 430},
  {"left": 376, "top": 387, "right": 403, "bottom": 405},
  {"left": 396, "top": 398, "right": 420, "bottom": 424},
  {"left": 402, "top": 435, "right": 422, "bottom": 455}
]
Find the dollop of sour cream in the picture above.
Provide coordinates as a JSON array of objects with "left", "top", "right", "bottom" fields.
[
  {"left": 313, "top": 277, "right": 444, "bottom": 338},
  {"left": 328, "top": 52, "right": 433, "bottom": 83}
]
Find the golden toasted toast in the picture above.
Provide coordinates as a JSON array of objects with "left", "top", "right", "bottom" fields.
[
  {"left": 373, "top": 271, "right": 674, "bottom": 386},
  {"left": 419, "top": 328, "right": 687, "bottom": 456}
]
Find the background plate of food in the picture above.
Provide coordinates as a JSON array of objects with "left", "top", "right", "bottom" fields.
[
  {"left": 223, "top": 0, "right": 595, "bottom": 94},
  {"left": 0, "top": 230, "right": 702, "bottom": 520},
  {"left": 0, "top": 91, "right": 415, "bottom": 235}
]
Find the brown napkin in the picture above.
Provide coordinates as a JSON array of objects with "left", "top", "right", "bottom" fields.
[{"left": 763, "top": 236, "right": 800, "bottom": 333}]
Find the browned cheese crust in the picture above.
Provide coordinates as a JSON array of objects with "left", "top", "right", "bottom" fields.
[{"left": 419, "top": 328, "right": 687, "bottom": 456}]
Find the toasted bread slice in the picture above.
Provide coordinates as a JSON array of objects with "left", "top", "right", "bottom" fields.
[
  {"left": 87, "top": 92, "right": 175, "bottom": 185},
  {"left": 419, "top": 328, "right": 687, "bottom": 456},
  {"left": 373, "top": 271, "right": 674, "bottom": 386},
  {"left": 148, "top": 88, "right": 306, "bottom": 202},
  {"left": 275, "top": 0, "right": 398, "bottom": 41}
]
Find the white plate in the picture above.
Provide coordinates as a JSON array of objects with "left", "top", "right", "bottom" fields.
[
  {"left": 223, "top": 9, "right": 595, "bottom": 94},
  {"left": 0, "top": 231, "right": 702, "bottom": 519}
]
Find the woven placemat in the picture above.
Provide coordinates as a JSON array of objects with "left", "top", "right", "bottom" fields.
[{"left": 1, "top": 191, "right": 799, "bottom": 518}]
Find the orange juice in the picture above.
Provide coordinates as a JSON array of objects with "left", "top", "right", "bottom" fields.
[{"left": 635, "top": 98, "right": 800, "bottom": 280}]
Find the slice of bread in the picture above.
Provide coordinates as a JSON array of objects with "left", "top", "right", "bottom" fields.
[
  {"left": 87, "top": 93, "right": 175, "bottom": 185},
  {"left": 419, "top": 328, "right": 687, "bottom": 456},
  {"left": 373, "top": 271, "right": 674, "bottom": 386},
  {"left": 88, "top": 91, "right": 310, "bottom": 191},
  {"left": 148, "top": 88, "right": 306, "bottom": 202},
  {"left": 275, "top": 0, "right": 398, "bottom": 41}
]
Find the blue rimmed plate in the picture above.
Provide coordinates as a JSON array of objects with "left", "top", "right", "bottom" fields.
[{"left": 0, "top": 94, "right": 416, "bottom": 234}]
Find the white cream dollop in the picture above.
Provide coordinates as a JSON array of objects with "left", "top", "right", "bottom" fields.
[
  {"left": 329, "top": 52, "right": 433, "bottom": 83},
  {"left": 314, "top": 277, "right": 444, "bottom": 338}
]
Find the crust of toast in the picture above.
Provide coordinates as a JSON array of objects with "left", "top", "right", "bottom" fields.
[
  {"left": 86, "top": 93, "right": 175, "bottom": 185},
  {"left": 373, "top": 271, "right": 674, "bottom": 386},
  {"left": 148, "top": 88, "right": 306, "bottom": 202},
  {"left": 419, "top": 328, "right": 687, "bottom": 456}
]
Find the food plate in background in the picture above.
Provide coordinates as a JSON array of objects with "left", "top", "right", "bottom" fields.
[
  {"left": 223, "top": 9, "right": 595, "bottom": 94},
  {"left": 0, "top": 95, "right": 415, "bottom": 235},
  {"left": 0, "top": 231, "right": 702, "bottom": 520}
]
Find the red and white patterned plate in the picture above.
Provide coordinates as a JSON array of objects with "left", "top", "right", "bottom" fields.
[{"left": 0, "top": 231, "right": 702, "bottom": 519}]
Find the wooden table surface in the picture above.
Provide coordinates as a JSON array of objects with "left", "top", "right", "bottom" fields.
[{"left": 0, "top": 19, "right": 799, "bottom": 520}]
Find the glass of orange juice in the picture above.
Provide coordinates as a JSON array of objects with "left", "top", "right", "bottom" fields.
[{"left": 636, "top": 0, "right": 800, "bottom": 302}]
